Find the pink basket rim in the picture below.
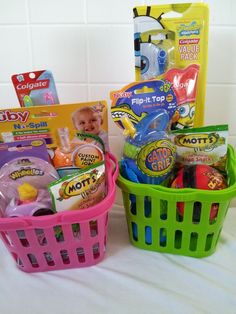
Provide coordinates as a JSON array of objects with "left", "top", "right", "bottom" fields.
[{"left": 0, "top": 152, "right": 118, "bottom": 230}]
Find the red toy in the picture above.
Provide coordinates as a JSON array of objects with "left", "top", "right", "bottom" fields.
[{"left": 171, "top": 164, "right": 227, "bottom": 222}]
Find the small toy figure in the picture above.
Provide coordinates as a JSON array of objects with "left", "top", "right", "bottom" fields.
[{"left": 4, "top": 183, "right": 53, "bottom": 217}]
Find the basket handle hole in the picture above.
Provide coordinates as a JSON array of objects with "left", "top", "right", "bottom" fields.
[
  {"left": 27, "top": 253, "right": 39, "bottom": 268},
  {"left": 16, "top": 230, "right": 29, "bottom": 247},
  {"left": 90, "top": 220, "right": 98, "bottom": 237},
  {"left": 174, "top": 230, "right": 182, "bottom": 249},
  {"left": 189, "top": 232, "right": 198, "bottom": 251},
  {"left": 35, "top": 228, "right": 47, "bottom": 246},
  {"left": 76, "top": 247, "right": 85, "bottom": 263},
  {"left": 145, "top": 226, "right": 152, "bottom": 245},
  {"left": 54, "top": 225, "right": 64, "bottom": 242},
  {"left": 44, "top": 252, "right": 55, "bottom": 266},
  {"left": 144, "top": 197, "right": 152, "bottom": 218},
  {"left": 60, "top": 250, "right": 70, "bottom": 264},
  {"left": 93, "top": 243, "right": 100, "bottom": 259},
  {"left": 131, "top": 222, "right": 138, "bottom": 241},
  {"left": 160, "top": 228, "right": 167, "bottom": 247},
  {"left": 129, "top": 194, "right": 137, "bottom": 215},
  {"left": 193, "top": 202, "right": 201, "bottom": 223},
  {"left": 160, "top": 200, "right": 168, "bottom": 220},
  {"left": 205, "top": 233, "right": 214, "bottom": 251},
  {"left": 209, "top": 203, "right": 219, "bottom": 224},
  {"left": 72, "top": 223, "right": 81, "bottom": 239}
]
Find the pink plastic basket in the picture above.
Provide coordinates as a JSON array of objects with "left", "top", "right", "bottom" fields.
[{"left": 0, "top": 152, "right": 118, "bottom": 273}]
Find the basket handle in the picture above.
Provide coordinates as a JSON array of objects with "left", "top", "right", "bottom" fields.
[{"left": 106, "top": 151, "right": 119, "bottom": 181}]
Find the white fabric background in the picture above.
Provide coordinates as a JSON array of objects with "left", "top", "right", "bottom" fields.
[
  {"left": 0, "top": 1, "right": 236, "bottom": 313},
  {"left": 0, "top": 205, "right": 235, "bottom": 314}
]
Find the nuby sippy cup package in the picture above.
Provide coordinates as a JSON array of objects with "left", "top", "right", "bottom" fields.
[
  {"left": 133, "top": 3, "right": 209, "bottom": 129},
  {"left": 12, "top": 70, "right": 59, "bottom": 107},
  {"left": 0, "top": 139, "right": 59, "bottom": 218},
  {"left": 0, "top": 101, "right": 109, "bottom": 177},
  {"left": 53, "top": 127, "right": 105, "bottom": 178}
]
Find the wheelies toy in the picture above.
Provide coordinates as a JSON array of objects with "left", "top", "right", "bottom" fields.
[{"left": 4, "top": 183, "right": 53, "bottom": 218}]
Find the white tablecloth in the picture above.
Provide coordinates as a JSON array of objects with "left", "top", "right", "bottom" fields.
[{"left": 0, "top": 206, "right": 236, "bottom": 314}]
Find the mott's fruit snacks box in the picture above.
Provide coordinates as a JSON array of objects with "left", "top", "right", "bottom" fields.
[{"left": 0, "top": 101, "right": 108, "bottom": 149}]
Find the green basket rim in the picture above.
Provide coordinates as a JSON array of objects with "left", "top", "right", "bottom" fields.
[{"left": 117, "top": 144, "right": 236, "bottom": 202}]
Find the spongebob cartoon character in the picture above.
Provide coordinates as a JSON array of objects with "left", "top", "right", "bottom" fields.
[
  {"left": 172, "top": 102, "right": 195, "bottom": 129},
  {"left": 133, "top": 6, "right": 167, "bottom": 80}
]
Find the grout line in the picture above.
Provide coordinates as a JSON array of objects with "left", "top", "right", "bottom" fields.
[
  {"left": 0, "top": 81, "right": 236, "bottom": 86},
  {"left": 0, "top": 81, "right": 128, "bottom": 85},
  {"left": 209, "top": 24, "right": 236, "bottom": 28},
  {"left": 207, "top": 82, "right": 236, "bottom": 86},
  {"left": 0, "top": 22, "right": 236, "bottom": 27},
  {"left": 2, "top": 23, "right": 133, "bottom": 27},
  {"left": 84, "top": 0, "right": 90, "bottom": 101},
  {"left": 83, "top": 0, "right": 87, "bottom": 24},
  {"left": 25, "top": 0, "right": 34, "bottom": 68}
]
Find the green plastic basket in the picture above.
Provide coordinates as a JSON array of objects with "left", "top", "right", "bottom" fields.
[{"left": 117, "top": 145, "right": 236, "bottom": 257}]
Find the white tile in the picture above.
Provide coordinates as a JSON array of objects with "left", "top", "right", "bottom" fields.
[
  {"left": 0, "top": 0, "right": 27, "bottom": 24},
  {"left": 87, "top": 26, "right": 135, "bottom": 83},
  {"left": 205, "top": 84, "right": 236, "bottom": 135},
  {"left": 229, "top": 136, "right": 236, "bottom": 151},
  {"left": 87, "top": 0, "right": 143, "bottom": 24},
  {"left": 57, "top": 84, "right": 88, "bottom": 104},
  {"left": 205, "top": 0, "right": 234, "bottom": 25},
  {"left": 115, "top": 187, "right": 124, "bottom": 207},
  {"left": 0, "top": 85, "right": 20, "bottom": 109},
  {"left": 208, "top": 27, "right": 236, "bottom": 84},
  {"left": 228, "top": 136, "right": 236, "bottom": 207},
  {"left": 0, "top": 26, "right": 31, "bottom": 82},
  {"left": 31, "top": 26, "right": 87, "bottom": 82},
  {"left": 144, "top": 0, "right": 200, "bottom": 4},
  {"left": 28, "top": 0, "right": 85, "bottom": 24},
  {"left": 109, "top": 135, "right": 124, "bottom": 160},
  {"left": 89, "top": 84, "right": 125, "bottom": 102}
]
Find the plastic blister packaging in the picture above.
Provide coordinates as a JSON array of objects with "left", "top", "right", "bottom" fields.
[
  {"left": 139, "top": 30, "right": 175, "bottom": 80},
  {"left": 0, "top": 140, "right": 59, "bottom": 218}
]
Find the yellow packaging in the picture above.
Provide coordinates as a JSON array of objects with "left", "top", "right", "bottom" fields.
[
  {"left": 133, "top": 3, "right": 209, "bottom": 128},
  {"left": 0, "top": 101, "right": 109, "bottom": 176},
  {"left": 0, "top": 101, "right": 108, "bottom": 148}
]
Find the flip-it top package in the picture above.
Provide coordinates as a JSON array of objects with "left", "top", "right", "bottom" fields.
[
  {"left": 0, "top": 101, "right": 109, "bottom": 176},
  {"left": 133, "top": 3, "right": 209, "bottom": 129},
  {"left": 110, "top": 79, "right": 177, "bottom": 130}
]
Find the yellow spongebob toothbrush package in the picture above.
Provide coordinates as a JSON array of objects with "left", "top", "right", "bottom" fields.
[
  {"left": 133, "top": 3, "right": 209, "bottom": 129},
  {"left": 0, "top": 101, "right": 108, "bottom": 176}
]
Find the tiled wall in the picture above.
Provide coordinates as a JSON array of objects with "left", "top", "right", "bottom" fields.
[{"left": 0, "top": 0, "right": 235, "bottom": 206}]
